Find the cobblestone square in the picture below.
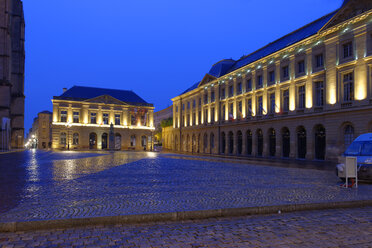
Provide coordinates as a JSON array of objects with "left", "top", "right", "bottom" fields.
[{"left": 1, "top": 150, "right": 372, "bottom": 223}]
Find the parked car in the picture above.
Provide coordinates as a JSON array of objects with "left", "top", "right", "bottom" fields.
[{"left": 336, "top": 133, "right": 372, "bottom": 181}]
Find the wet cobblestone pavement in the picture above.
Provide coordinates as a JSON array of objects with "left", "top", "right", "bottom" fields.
[
  {"left": 1, "top": 207, "right": 372, "bottom": 247},
  {"left": 1, "top": 150, "right": 372, "bottom": 223}
]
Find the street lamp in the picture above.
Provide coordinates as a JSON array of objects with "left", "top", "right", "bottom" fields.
[{"left": 66, "top": 121, "right": 72, "bottom": 150}]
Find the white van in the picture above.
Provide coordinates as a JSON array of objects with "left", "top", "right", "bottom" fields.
[{"left": 337, "top": 133, "right": 372, "bottom": 181}]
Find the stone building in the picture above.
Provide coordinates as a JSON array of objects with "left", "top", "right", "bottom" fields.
[
  {"left": 26, "top": 111, "right": 52, "bottom": 149},
  {"left": 0, "top": 0, "right": 25, "bottom": 150},
  {"left": 163, "top": 0, "right": 372, "bottom": 162},
  {"left": 154, "top": 105, "right": 173, "bottom": 130},
  {"left": 51, "top": 86, "right": 155, "bottom": 150}
]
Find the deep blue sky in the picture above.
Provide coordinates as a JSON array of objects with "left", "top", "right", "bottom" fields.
[{"left": 23, "top": 0, "right": 342, "bottom": 133}]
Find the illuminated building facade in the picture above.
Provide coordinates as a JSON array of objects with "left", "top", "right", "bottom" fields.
[
  {"left": 52, "top": 86, "right": 154, "bottom": 150},
  {"left": 26, "top": 111, "right": 52, "bottom": 149},
  {"left": 163, "top": 0, "right": 372, "bottom": 161}
]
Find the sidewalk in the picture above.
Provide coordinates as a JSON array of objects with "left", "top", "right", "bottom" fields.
[{"left": 1, "top": 150, "right": 371, "bottom": 232}]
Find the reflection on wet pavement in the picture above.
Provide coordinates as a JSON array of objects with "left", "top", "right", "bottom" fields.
[{"left": 0, "top": 150, "right": 372, "bottom": 223}]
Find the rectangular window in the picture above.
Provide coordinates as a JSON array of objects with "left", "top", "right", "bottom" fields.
[
  {"left": 283, "top": 90, "right": 289, "bottom": 112},
  {"left": 115, "top": 114, "right": 120, "bottom": 125},
  {"left": 246, "top": 99, "right": 252, "bottom": 117},
  {"left": 257, "top": 96, "right": 263, "bottom": 115},
  {"left": 198, "top": 111, "right": 201, "bottom": 125},
  {"left": 315, "top": 81, "right": 324, "bottom": 106},
  {"left": 211, "top": 91, "right": 215, "bottom": 102},
  {"left": 199, "top": 98, "right": 201, "bottom": 106},
  {"left": 187, "top": 102, "right": 190, "bottom": 109},
  {"left": 343, "top": 42, "right": 353, "bottom": 59},
  {"left": 221, "top": 104, "right": 226, "bottom": 120},
  {"left": 298, "top": 60, "right": 305, "bottom": 74},
  {"left": 193, "top": 112, "right": 196, "bottom": 125},
  {"left": 229, "top": 85, "right": 234, "bottom": 97},
  {"left": 221, "top": 88, "right": 226, "bottom": 99},
  {"left": 187, "top": 114, "right": 190, "bottom": 126},
  {"left": 90, "top": 113, "right": 97, "bottom": 124},
  {"left": 211, "top": 108, "right": 215, "bottom": 123},
  {"left": 60, "top": 111, "right": 67, "bottom": 122},
  {"left": 131, "top": 114, "right": 136, "bottom": 126},
  {"left": 103, "top": 113, "right": 109, "bottom": 124},
  {"left": 182, "top": 104, "right": 185, "bottom": 110},
  {"left": 268, "top": 70, "right": 275, "bottom": 85},
  {"left": 246, "top": 78, "right": 252, "bottom": 92},
  {"left": 204, "top": 109, "right": 208, "bottom": 123},
  {"left": 315, "top": 54, "right": 324, "bottom": 68},
  {"left": 192, "top": 100, "right": 196, "bottom": 108},
  {"left": 237, "top": 82, "right": 242, "bottom": 95},
  {"left": 269, "top": 93, "right": 275, "bottom": 114},
  {"left": 298, "top": 85, "right": 306, "bottom": 109},
  {"left": 229, "top": 103, "right": 234, "bottom": 119},
  {"left": 282, "top": 66, "right": 289, "bottom": 80},
  {"left": 343, "top": 72, "right": 354, "bottom": 102},
  {"left": 204, "top": 93, "right": 208, "bottom": 104},
  {"left": 73, "top": 112, "right": 79, "bottom": 123},
  {"left": 176, "top": 106, "right": 178, "bottom": 112},
  {"left": 238, "top": 101, "right": 242, "bottom": 119},
  {"left": 257, "top": 75, "right": 263, "bottom": 89}
]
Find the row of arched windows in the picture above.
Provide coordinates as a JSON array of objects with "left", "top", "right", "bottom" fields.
[{"left": 60, "top": 132, "right": 148, "bottom": 150}]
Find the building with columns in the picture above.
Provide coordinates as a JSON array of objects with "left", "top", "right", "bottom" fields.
[
  {"left": 51, "top": 86, "right": 154, "bottom": 150},
  {"left": 163, "top": 0, "right": 372, "bottom": 162},
  {"left": 0, "top": 0, "right": 25, "bottom": 150}
]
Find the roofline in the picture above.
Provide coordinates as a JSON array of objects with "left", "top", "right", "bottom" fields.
[{"left": 52, "top": 97, "right": 154, "bottom": 108}]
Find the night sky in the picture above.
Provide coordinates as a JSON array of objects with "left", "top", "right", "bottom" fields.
[{"left": 23, "top": 0, "right": 342, "bottom": 133}]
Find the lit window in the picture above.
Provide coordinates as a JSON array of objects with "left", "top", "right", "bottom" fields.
[
  {"left": 343, "top": 72, "right": 354, "bottom": 102},
  {"left": 298, "top": 85, "right": 305, "bottom": 109},
  {"left": 130, "top": 135, "right": 136, "bottom": 147},
  {"left": 343, "top": 42, "right": 353, "bottom": 59},
  {"left": 60, "top": 132, "right": 66, "bottom": 145},
  {"left": 115, "top": 114, "right": 120, "bottom": 125},
  {"left": 229, "top": 103, "right": 234, "bottom": 119},
  {"left": 73, "top": 133, "right": 79, "bottom": 145},
  {"left": 103, "top": 113, "right": 109, "bottom": 124},
  {"left": 90, "top": 113, "right": 97, "bottom": 124},
  {"left": 73, "top": 112, "right": 79, "bottom": 123},
  {"left": 237, "top": 101, "right": 242, "bottom": 119},
  {"left": 60, "top": 111, "right": 67, "bottom": 122}
]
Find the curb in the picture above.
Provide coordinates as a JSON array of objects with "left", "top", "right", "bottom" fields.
[{"left": 1, "top": 200, "right": 372, "bottom": 232}]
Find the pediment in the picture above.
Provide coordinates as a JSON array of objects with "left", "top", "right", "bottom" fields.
[
  {"left": 198, "top": 74, "right": 217, "bottom": 88},
  {"left": 319, "top": 0, "right": 372, "bottom": 32},
  {"left": 83, "top": 95, "right": 128, "bottom": 105}
]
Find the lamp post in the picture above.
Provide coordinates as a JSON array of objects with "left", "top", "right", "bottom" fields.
[{"left": 66, "top": 122, "right": 72, "bottom": 150}]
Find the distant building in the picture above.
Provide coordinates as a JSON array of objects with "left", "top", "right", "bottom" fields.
[
  {"left": 163, "top": 0, "right": 372, "bottom": 161},
  {"left": 154, "top": 105, "right": 173, "bottom": 130},
  {"left": 51, "top": 86, "right": 155, "bottom": 150},
  {"left": 0, "top": 0, "right": 25, "bottom": 150},
  {"left": 26, "top": 111, "right": 53, "bottom": 149}
]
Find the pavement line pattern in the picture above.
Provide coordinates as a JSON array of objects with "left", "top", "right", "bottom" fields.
[{"left": 1, "top": 207, "right": 372, "bottom": 247}]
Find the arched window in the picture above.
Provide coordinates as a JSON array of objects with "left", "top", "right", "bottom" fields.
[
  {"left": 314, "top": 125, "right": 326, "bottom": 160},
  {"left": 297, "top": 126, "right": 306, "bottom": 159},
  {"left": 130, "top": 135, "right": 136, "bottom": 147},
  {"left": 344, "top": 125, "right": 354, "bottom": 148},
  {"left": 203, "top": 133, "right": 208, "bottom": 152},
  {"left": 102, "top": 133, "right": 108, "bottom": 149},
  {"left": 268, "top": 129, "right": 276, "bottom": 157},
  {"left": 72, "top": 133, "right": 79, "bottom": 145},
  {"left": 228, "top": 131, "right": 234, "bottom": 154},
  {"left": 237, "top": 131, "right": 243, "bottom": 155},
  {"left": 257, "top": 129, "right": 263, "bottom": 156},
  {"left": 221, "top": 132, "right": 226, "bottom": 154},
  {"left": 210, "top": 133, "right": 215, "bottom": 151},
  {"left": 60, "top": 133, "right": 66, "bottom": 145},
  {"left": 246, "top": 130, "right": 252, "bottom": 155},
  {"left": 282, "top": 127, "right": 290, "bottom": 158}
]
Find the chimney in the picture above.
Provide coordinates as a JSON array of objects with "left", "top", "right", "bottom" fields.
[{"left": 63, "top": 88, "right": 67, "bottom": 93}]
